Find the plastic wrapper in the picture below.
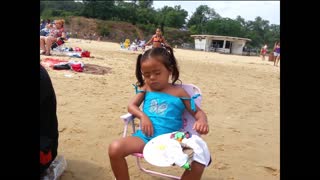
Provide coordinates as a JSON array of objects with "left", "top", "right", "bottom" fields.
[{"left": 41, "top": 155, "right": 67, "bottom": 180}]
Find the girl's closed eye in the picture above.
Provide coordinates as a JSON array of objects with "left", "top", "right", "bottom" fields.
[{"left": 142, "top": 73, "right": 150, "bottom": 78}]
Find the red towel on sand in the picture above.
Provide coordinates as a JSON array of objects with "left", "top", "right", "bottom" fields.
[{"left": 41, "top": 58, "right": 68, "bottom": 69}]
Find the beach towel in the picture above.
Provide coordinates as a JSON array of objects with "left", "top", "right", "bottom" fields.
[
  {"left": 41, "top": 58, "right": 68, "bottom": 69},
  {"left": 41, "top": 58, "right": 84, "bottom": 72}
]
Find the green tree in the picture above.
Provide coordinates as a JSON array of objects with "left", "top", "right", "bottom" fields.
[
  {"left": 264, "top": 24, "right": 280, "bottom": 49},
  {"left": 137, "top": 0, "right": 153, "bottom": 9},
  {"left": 156, "top": 5, "right": 188, "bottom": 29},
  {"left": 205, "top": 18, "right": 245, "bottom": 37},
  {"left": 40, "top": 0, "right": 84, "bottom": 17},
  {"left": 81, "top": 0, "right": 115, "bottom": 20},
  {"left": 245, "top": 17, "right": 271, "bottom": 48},
  {"left": 187, "top": 5, "right": 220, "bottom": 34},
  {"left": 166, "top": 5, "right": 188, "bottom": 28}
]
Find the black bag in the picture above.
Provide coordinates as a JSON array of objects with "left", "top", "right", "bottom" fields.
[{"left": 53, "top": 63, "right": 71, "bottom": 70}]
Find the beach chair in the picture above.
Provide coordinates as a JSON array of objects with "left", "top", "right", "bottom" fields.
[
  {"left": 51, "top": 37, "right": 66, "bottom": 50},
  {"left": 120, "top": 84, "right": 202, "bottom": 179},
  {"left": 51, "top": 35, "right": 71, "bottom": 54}
]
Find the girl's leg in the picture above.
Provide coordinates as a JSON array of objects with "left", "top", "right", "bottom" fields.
[
  {"left": 276, "top": 56, "right": 280, "bottom": 66},
  {"left": 45, "top": 36, "right": 56, "bottom": 55},
  {"left": 181, "top": 161, "right": 205, "bottom": 180},
  {"left": 108, "top": 136, "right": 145, "bottom": 180},
  {"left": 40, "top": 36, "right": 46, "bottom": 53}
]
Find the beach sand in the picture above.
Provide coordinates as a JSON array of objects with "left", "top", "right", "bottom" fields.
[{"left": 41, "top": 38, "right": 280, "bottom": 180}]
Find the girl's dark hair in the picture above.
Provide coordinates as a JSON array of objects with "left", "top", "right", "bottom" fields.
[{"left": 135, "top": 46, "right": 180, "bottom": 87}]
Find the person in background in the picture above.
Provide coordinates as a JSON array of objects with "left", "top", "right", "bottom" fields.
[
  {"left": 260, "top": 44, "right": 268, "bottom": 60},
  {"left": 40, "top": 19, "right": 66, "bottom": 56},
  {"left": 40, "top": 19, "right": 46, "bottom": 30},
  {"left": 145, "top": 28, "right": 170, "bottom": 48},
  {"left": 40, "top": 23, "right": 53, "bottom": 37},
  {"left": 273, "top": 42, "right": 280, "bottom": 66}
]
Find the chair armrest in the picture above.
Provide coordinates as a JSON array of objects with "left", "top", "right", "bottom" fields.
[
  {"left": 120, "top": 113, "right": 135, "bottom": 123},
  {"left": 120, "top": 113, "right": 137, "bottom": 137}
]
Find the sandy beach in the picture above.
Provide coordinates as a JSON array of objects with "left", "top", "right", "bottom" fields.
[{"left": 41, "top": 38, "right": 280, "bottom": 180}]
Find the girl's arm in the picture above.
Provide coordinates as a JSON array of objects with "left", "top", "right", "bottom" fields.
[
  {"left": 162, "top": 36, "right": 170, "bottom": 47},
  {"left": 127, "top": 86, "right": 154, "bottom": 137},
  {"left": 60, "top": 31, "right": 66, "bottom": 40},
  {"left": 145, "top": 35, "right": 154, "bottom": 46},
  {"left": 273, "top": 42, "right": 278, "bottom": 51},
  {"left": 179, "top": 88, "right": 209, "bottom": 135},
  {"left": 128, "top": 91, "right": 146, "bottom": 119}
]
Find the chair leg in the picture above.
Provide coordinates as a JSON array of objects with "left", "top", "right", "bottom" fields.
[{"left": 135, "top": 157, "right": 181, "bottom": 180}]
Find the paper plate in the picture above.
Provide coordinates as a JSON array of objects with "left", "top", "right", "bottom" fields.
[{"left": 143, "top": 133, "right": 182, "bottom": 167}]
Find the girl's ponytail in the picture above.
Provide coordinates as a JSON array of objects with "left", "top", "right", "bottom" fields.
[{"left": 135, "top": 54, "right": 144, "bottom": 87}]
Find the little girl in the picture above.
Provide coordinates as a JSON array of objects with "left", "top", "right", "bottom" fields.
[
  {"left": 260, "top": 44, "right": 268, "bottom": 60},
  {"left": 145, "top": 28, "right": 170, "bottom": 48},
  {"left": 108, "top": 47, "right": 211, "bottom": 180}
]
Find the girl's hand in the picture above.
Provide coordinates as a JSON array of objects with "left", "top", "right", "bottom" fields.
[
  {"left": 141, "top": 115, "right": 154, "bottom": 137},
  {"left": 193, "top": 119, "right": 209, "bottom": 135}
]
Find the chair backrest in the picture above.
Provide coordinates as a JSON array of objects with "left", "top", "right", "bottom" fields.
[
  {"left": 135, "top": 84, "right": 202, "bottom": 136},
  {"left": 179, "top": 84, "right": 202, "bottom": 136}
]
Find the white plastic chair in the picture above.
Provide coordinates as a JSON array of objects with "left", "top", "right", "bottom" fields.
[{"left": 120, "top": 84, "right": 202, "bottom": 179}]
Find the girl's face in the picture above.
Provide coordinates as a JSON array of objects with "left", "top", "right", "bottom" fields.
[
  {"left": 156, "top": 29, "right": 161, "bottom": 36},
  {"left": 141, "top": 57, "right": 171, "bottom": 91}
]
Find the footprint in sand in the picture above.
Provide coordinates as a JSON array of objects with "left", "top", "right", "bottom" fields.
[
  {"left": 59, "top": 102, "right": 68, "bottom": 106},
  {"left": 217, "top": 144, "right": 225, "bottom": 151},
  {"left": 262, "top": 166, "right": 280, "bottom": 176},
  {"left": 228, "top": 127, "right": 241, "bottom": 133},
  {"left": 232, "top": 129, "right": 241, "bottom": 133},
  {"left": 59, "top": 127, "right": 67, "bottom": 133},
  {"left": 70, "top": 128, "right": 85, "bottom": 134},
  {"left": 95, "top": 56, "right": 105, "bottom": 60},
  {"left": 213, "top": 162, "right": 229, "bottom": 170}
]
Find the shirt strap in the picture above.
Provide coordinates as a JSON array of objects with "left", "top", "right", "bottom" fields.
[
  {"left": 132, "top": 84, "right": 145, "bottom": 94},
  {"left": 181, "top": 94, "right": 201, "bottom": 112}
]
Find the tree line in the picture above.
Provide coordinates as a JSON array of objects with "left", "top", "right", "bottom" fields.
[{"left": 40, "top": 0, "right": 279, "bottom": 49}]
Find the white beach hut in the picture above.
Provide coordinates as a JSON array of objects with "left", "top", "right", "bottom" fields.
[{"left": 191, "top": 35, "right": 251, "bottom": 55}]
